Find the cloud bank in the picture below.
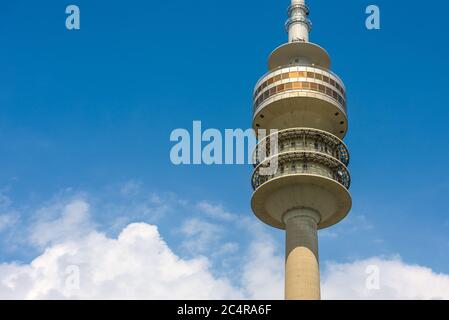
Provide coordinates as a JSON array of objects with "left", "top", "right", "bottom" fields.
[
  {"left": 0, "top": 197, "right": 448, "bottom": 300},
  {"left": 0, "top": 223, "right": 244, "bottom": 299},
  {"left": 322, "top": 258, "right": 449, "bottom": 300}
]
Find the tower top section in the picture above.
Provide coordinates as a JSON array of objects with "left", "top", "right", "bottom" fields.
[
  {"left": 267, "top": 0, "right": 330, "bottom": 70},
  {"left": 286, "top": 0, "right": 312, "bottom": 43}
]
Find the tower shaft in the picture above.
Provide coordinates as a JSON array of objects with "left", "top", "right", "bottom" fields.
[{"left": 284, "top": 208, "right": 320, "bottom": 300}]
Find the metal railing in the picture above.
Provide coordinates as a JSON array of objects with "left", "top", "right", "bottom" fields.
[{"left": 252, "top": 151, "right": 351, "bottom": 190}]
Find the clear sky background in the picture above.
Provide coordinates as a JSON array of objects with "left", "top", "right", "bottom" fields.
[{"left": 0, "top": 0, "right": 449, "bottom": 299}]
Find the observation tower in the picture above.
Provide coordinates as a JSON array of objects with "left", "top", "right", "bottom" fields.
[{"left": 251, "top": 0, "right": 352, "bottom": 300}]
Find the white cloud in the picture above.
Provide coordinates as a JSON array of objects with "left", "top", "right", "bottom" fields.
[
  {"left": 0, "top": 198, "right": 280, "bottom": 299},
  {"left": 196, "top": 201, "right": 237, "bottom": 222},
  {"left": 240, "top": 233, "right": 284, "bottom": 300},
  {"left": 0, "top": 192, "right": 12, "bottom": 209},
  {"left": 178, "top": 218, "right": 224, "bottom": 255},
  {"left": 0, "top": 192, "right": 18, "bottom": 233},
  {"left": 1, "top": 197, "right": 449, "bottom": 300},
  {"left": 0, "top": 222, "right": 244, "bottom": 299},
  {"left": 119, "top": 180, "right": 142, "bottom": 196},
  {"left": 325, "top": 214, "right": 374, "bottom": 238},
  {"left": 322, "top": 257, "right": 449, "bottom": 300},
  {"left": 29, "top": 200, "right": 93, "bottom": 247},
  {"left": 347, "top": 214, "right": 374, "bottom": 231},
  {"left": 104, "top": 190, "right": 183, "bottom": 230},
  {"left": 0, "top": 214, "right": 18, "bottom": 233},
  {"left": 215, "top": 242, "right": 239, "bottom": 256}
]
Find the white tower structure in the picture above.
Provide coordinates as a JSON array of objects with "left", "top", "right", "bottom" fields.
[{"left": 251, "top": 0, "right": 352, "bottom": 300}]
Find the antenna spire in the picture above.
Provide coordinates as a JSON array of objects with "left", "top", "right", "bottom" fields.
[{"left": 286, "top": 0, "right": 312, "bottom": 43}]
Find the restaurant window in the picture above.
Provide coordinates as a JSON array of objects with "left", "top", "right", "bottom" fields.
[
  {"left": 333, "top": 91, "right": 338, "bottom": 99},
  {"left": 292, "top": 82, "right": 301, "bottom": 89},
  {"left": 289, "top": 72, "right": 299, "bottom": 78}
]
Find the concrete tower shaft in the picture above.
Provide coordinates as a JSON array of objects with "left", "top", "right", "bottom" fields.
[
  {"left": 284, "top": 209, "right": 320, "bottom": 300},
  {"left": 250, "top": 0, "right": 352, "bottom": 300}
]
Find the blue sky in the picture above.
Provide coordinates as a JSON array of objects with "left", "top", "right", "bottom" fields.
[{"left": 0, "top": 0, "right": 449, "bottom": 299}]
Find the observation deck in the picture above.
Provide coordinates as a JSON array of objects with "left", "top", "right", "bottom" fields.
[
  {"left": 251, "top": 128, "right": 351, "bottom": 230},
  {"left": 252, "top": 65, "right": 348, "bottom": 139}
]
